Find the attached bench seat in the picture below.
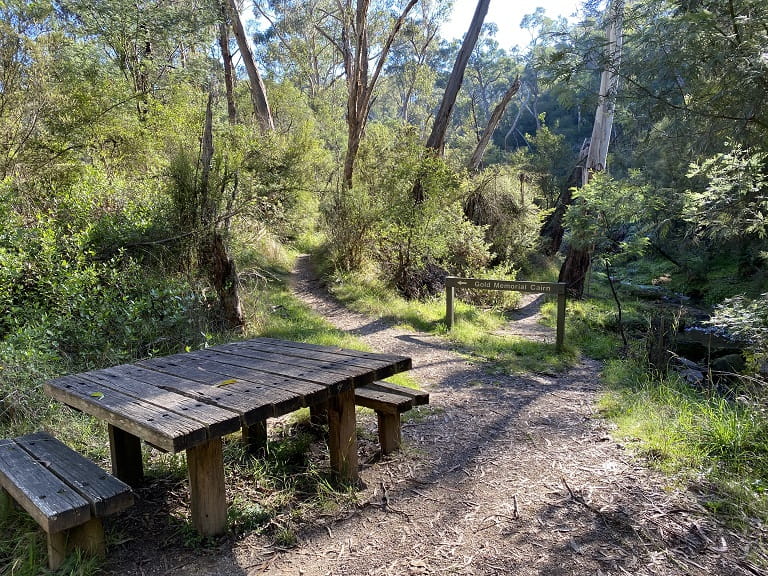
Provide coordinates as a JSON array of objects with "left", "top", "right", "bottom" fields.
[
  {"left": 355, "top": 381, "right": 429, "bottom": 455},
  {"left": 0, "top": 432, "right": 134, "bottom": 569}
]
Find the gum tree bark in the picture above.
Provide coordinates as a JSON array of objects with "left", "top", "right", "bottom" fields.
[
  {"left": 228, "top": 0, "right": 274, "bottom": 131},
  {"left": 468, "top": 75, "right": 520, "bottom": 173},
  {"left": 559, "top": 0, "right": 624, "bottom": 298},
  {"left": 340, "top": 0, "right": 420, "bottom": 189}
]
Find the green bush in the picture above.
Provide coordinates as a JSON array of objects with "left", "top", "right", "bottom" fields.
[{"left": 326, "top": 123, "right": 495, "bottom": 299}]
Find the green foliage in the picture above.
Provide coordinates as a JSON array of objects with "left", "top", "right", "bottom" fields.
[
  {"left": 323, "top": 123, "right": 495, "bottom": 299},
  {"left": 706, "top": 293, "right": 768, "bottom": 371},
  {"left": 465, "top": 165, "right": 545, "bottom": 266},
  {"left": 559, "top": 298, "right": 624, "bottom": 359},
  {"left": 563, "top": 171, "right": 651, "bottom": 265},
  {"left": 685, "top": 144, "right": 768, "bottom": 241}
]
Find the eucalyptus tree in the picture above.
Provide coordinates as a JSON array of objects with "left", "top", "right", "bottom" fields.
[
  {"left": 254, "top": 0, "right": 345, "bottom": 99},
  {"left": 380, "top": 0, "right": 447, "bottom": 129},
  {"left": 56, "top": 0, "right": 219, "bottom": 119},
  {"left": 559, "top": 0, "right": 624, "bottom": 297},
  {"left": 227, "top": 0, "right": 274, "bottom": 130},
  {"left": 334, "top": 0, "right": 421, "bottom": 189}
]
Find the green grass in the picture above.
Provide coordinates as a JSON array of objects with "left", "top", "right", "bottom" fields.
[
  {"left": 600, "top": 356, "right": 768, "bottom": 528},
  {"left": 325, "top": 265, "right": 581, "bottom": 375}
]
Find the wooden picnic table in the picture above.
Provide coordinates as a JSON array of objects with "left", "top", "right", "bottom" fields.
[{"left": 44, "top": 337, "right": 412, "bottom": 536}]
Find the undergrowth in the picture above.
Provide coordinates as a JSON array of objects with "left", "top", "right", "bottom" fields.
[{"left": 600, "top": 354, "right": 768, "bottom": 528}]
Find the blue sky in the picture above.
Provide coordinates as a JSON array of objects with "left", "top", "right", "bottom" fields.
[{"left": 442, "top": 0, "right": 582, "bottom": 49}]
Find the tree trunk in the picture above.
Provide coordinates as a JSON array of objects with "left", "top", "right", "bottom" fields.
[
  {"left": 468, "top": 76, "right": 520, "bottom": 172},
  {"left": 424, "top": 0, "right": 489, "bottom": 156},
  {"left": 340, "top": 0, "right": 419, "bottom": 189},
  {"left": 582, "top": 0, "right": 624, "bottom": 184},
  {"left": 558, "top": 0, "right": 624, "bottom": 298},
  {"left": 228, "top": 0, "right": 274, "bottom": 131},
  {"left": 211, "top": 231, "right": 245, "bottom": 330},
  {"left": 219, "top": 1, "right": 237, "bottom": 125},
  {"left": 199, "top": 93, "right": 215, "bottom": 227},
  {"left": 411, "top": 0, "right": 489, "bottom": 202},
  {"left": 540, "top": 146, "right": 587, "bottom": 254},
  {"left": 558, "top": 244, "right": 591, "bottom": 298}
]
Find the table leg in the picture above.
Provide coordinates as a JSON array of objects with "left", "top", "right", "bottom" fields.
[
  {"left": 327, "top": 388, "right": 358, "bottom": 482},
  {"left": 187, "top": 438, "right": 227, "bottom": 536},
  {"left": 242, "top": 420, "right": 267, "bottom": 454},
  {"left": 310, "top": 402, "right": 328, "bottom": 427},
  {"left": 108, "top": 425, "right": 143, "bottom": 486}
]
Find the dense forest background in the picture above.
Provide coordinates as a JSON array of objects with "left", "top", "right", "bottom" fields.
[{"left": 2, "top": 0, "right": 768, "bottom": 521}]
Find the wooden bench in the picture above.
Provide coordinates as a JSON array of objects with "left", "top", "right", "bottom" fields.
[
  {"left": 0, "top": 432, "right": 134, "bottom": 570},
  {"left": 355, "top": 381, "right": 429, "bottom": 455}
]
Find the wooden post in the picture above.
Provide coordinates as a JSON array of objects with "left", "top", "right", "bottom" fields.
[
  {"left": 47, "top": 519, "right": 107, "bottom": 570},
  {"left": 446, "top": 281, "right": 455, "bottom": 329},
  {"left": 0, "top": 487, "right": 10, "bottom": 520},
  {"left": 187, "top": 438, "right": 227, "bottom": 536},
  {"left": 67, "top": 517, "right": 106, "bottom": 558},
  {"left": 556, "top": 285, "right": 567, "bottom": 352},
  {"left": 47, "top": 530, "right": 68, "bottom": 570},
  {"left": 310, "top": 401, "right": 329, "bottom": 428},
  {"left": 242, "top": 420, "right": 267, "bottom": 455},
  {"left": 377, "top": 412, "right": 401, "bottom": 455},
  {"left": 327, "top": 388, "right": 358, "bottom": 482},
  {"left": 108, "top": 425, "right": 144, "bottom": 486}
]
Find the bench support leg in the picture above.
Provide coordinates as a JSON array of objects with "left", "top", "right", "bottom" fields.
[
  {"left": 310, "top": 402, "right": 328, "bottom": 428},
  {"left": 0, "top": 487, "right": 11, "bottom": 520},
  {"left": 187, "top": 438, "right": 227, "bottom": 537},
  {"left": 109, "top": 425, "right": 144, "bottom": 486},
  {"left": 242, "top": 420, "right": 267, "bottom": 455},
  {"left": 327, "top": 388, "right": 358, "bottom": 482},
  {"left": 47, "top": 518, "right": 106, "bottom": 570},
  {"left": 377, "top": 412, "right": 402, "bottom": 455}
]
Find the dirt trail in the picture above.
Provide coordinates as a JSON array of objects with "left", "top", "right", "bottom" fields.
[
  {"left": 107, "top": 256, "right": 763, "bottom": 576},
  {"left": 252, "top": 255, "right": 757, "bottom": 575}
]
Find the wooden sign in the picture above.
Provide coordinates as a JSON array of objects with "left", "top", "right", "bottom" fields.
[{"left": 445, "top": 276, "right": 567, "bottom": 351}]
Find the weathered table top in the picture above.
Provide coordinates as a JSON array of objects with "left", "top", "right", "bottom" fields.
[
  {"left": 44, "top": 337, "right": 412, "bottom": 536},
  {"left": 45, "top": 337, "right": 411, "bottom": 454}
]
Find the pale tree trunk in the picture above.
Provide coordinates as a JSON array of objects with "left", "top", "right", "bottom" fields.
[
  {"left": 228, "top": 0, "right": 274, "bottom": 132},
  {"left": 412, "top": 0, "right": 489, "bottom": 202},
  {"left": 341, "top": 0, "right": 419, "bottom": 189},
  {"left": 424, "top": 0, "right": 489, "bottom": 155},
  {"left": 559, "top": 0, "right": 624, "bottom": 298},
  {"left": 219, "top": 1, "right": 237, "bottom": 125},
  {"left": 469, "top": 76, "right": 520, "bottom": 172},
  {"left": 582, "top": 0, "right": 624, "bottom": 184}
]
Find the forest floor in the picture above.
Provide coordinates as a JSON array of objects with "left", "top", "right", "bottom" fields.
[{"left": 106, "top": 255, "right": 766, "bottom": 576}]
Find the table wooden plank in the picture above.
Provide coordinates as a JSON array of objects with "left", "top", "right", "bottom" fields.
[
  {"left": 79, "top": 369, "right": 241, "bottom": 439},
  {"left": 216, "top": 342, "right": 385, "bottom": 378},
  {"left": 103, "top": 365, "right": 283, "bottom": 425},
  {"left": 152, "top": 348, "right": 350, "bottom": 392},
  {"left": 226, "top": 339, "right": 412, "bottom": 374},
  {"left": 248, "top": 337, "right": 412, "bottom": 369},
  {"left": 139, "top": 352, "right": 329, "bottom": 408},
  {"left": 134, "top": 356, "right": 310, "bottom": 424},
  {"left": 44, "top": 376, "right": 207, "bottom": 453}
]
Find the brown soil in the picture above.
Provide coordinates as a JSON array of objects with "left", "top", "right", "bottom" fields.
[{"left": 105, "top": 255, "right": 766, "bottom": 576}]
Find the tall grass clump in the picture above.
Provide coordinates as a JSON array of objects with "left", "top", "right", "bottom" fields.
[{"left": 601, "top": 355, "right": 768, "bottom": 524}]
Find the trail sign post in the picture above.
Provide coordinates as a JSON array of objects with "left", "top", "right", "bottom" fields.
[{"left": 445, "top": 276, "right": 567, "bottom": 351}]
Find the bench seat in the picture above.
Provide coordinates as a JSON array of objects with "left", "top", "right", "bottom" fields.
[
  {"left": 355, "top": 381, "right": 429, "bottom": 455},
  {"left": 0, "top": 432, "right": 134, "bottom": 569}
]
